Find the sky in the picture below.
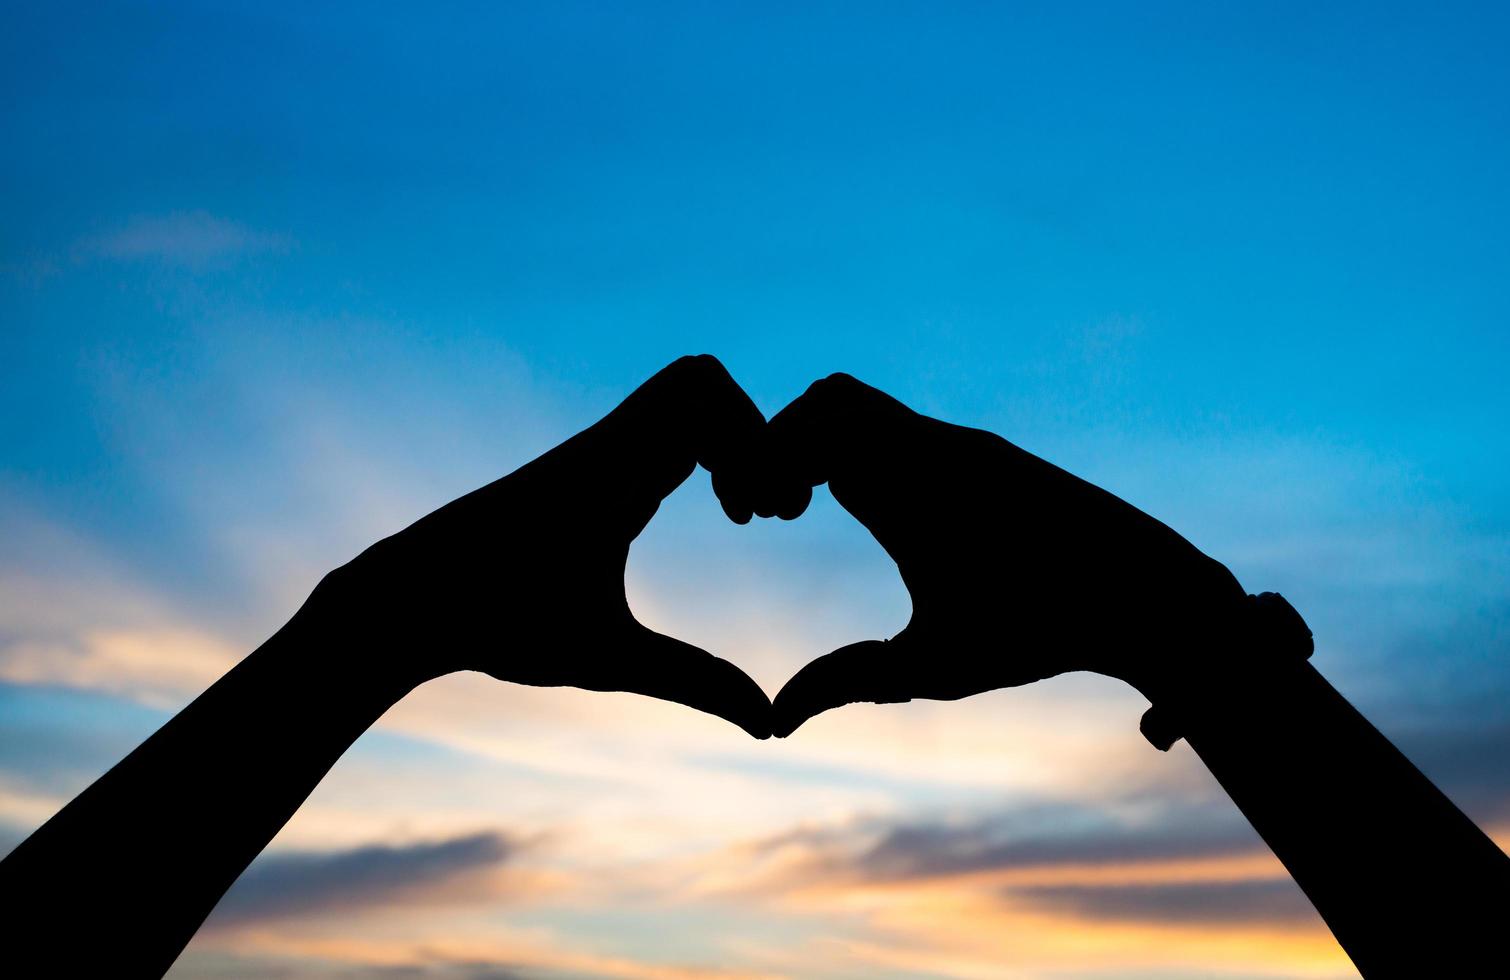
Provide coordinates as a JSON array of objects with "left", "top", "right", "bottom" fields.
[{"left": 3, "top": 2, "right": 1509, "bottom": 977}]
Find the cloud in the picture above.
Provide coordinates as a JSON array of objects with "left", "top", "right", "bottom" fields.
[
  {"left": 0, "top": 682, "right": 170, "bottom": 802},
  {"left": 81, "top": 211, "right": 289, "bottom": 266},
  {"left": 169, "top": 955, "right": 528, "bottom": 980},
  {"left": 850, "top": 798, "right": 1261, "bottom": 881},
  {"left": 681, "top": 797, "right": 1357, "bottom": 978},
  {"left": 0, "top": 526, "right": 242, "bottom": 709},
  {"left": 206, "top": 832, "right": 517, "bottom": 928},
  {"left": 196, "top": 930, "right": 784, "bottom": 980},
  {"left": 191, "top": 931, "right": 783, "bottom": 980},
  {"left": 1394, "top": 718, "right": 1510, "bottom": 826},
  {"left": 0, "top": 626, "right": 239, "bottom": 708},
  {"left": 727, "top": 794, "right": 1271, "bottom": 896},
  {"left": 1017, "top": 877, "right": 1319, "bottom": 926}
]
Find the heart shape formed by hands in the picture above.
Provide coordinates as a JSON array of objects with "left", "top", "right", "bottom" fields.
[{"left": 347, "top": 356, "right": 1244, "bottom": 743}]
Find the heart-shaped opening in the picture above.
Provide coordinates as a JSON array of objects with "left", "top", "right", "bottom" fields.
[{"left": 626, "top": 472, "right": 911, "bottom": 700}]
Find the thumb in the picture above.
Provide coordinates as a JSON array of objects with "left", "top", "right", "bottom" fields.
[
  {"left": 771, "top": 635, "right": 918, "bottom": 738},
  {"left": 607, "top": 626, "right": 773, "bottom": 740}
]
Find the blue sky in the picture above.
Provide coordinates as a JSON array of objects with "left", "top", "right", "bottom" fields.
[{"left": 3, "top": 3, "right": 1508, "bottom": 978}]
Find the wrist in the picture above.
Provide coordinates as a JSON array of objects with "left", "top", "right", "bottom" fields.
[
  {"left": 1113, "top": 580, "right": 1247, "bottom": 704},
  {"left": 283, "top": 557, "right": 438, "bottom": 703},
  {"left": 1129, "top": 591, "right": 1315, "bottom": 750},
  {"left": 1161, "top": 659, "right": 1325, "bottom": 750}
]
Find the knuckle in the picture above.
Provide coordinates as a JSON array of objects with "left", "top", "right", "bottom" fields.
[
  {"left": 662, "top": 354, "right": 732, "bottom": 398},
  {"left": 676, "top": 352, "right": 723, "bottom": 377},
  {"left": 811, "top": 372, "right": 872, "bottom": 408}
]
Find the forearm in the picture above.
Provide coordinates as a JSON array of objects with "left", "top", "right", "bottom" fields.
[
  {"left": 1176, "top": 661, "right": 1509, "bottom": 977},
  {"left": 0, "top": 590, "right": 415, "bottom": 977}
]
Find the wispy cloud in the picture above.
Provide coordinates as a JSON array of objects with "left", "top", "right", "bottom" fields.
[
  {"left": 190, "top": 931, "right": 784, "bottom": 980},
  {"left": 172, "top": 954, "right": 528, "bottom": 980},
  {"left": 849, "top": 797, "right": 1263, "bottom": 882},
  {"left": 0, "top": 626, "right": 238, "bottom": 708},
  {"left": 1018, "top": 877, "right": 1317, "bottom": 926},
  {"left": 0, "top": 508, "right": 241, "bottom": 708},
  {"left": 703, "top": 793, "right": 1278, "bottom": 902},
  {"left": 80, "top": 211, "right": 289, "bottom": 267},
  {"left": 666, "top": 796, "right": 1354, "bottom": 978},
  {"left": 206, "top": 832, "right": 518, "bottom": 929}
]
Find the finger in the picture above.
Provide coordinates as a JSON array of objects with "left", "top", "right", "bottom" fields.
[
  {"left": 773, "top": 483, "right": 812, "bottom": 520},
  {"left": 608, "top": 627, "right": 773, "bottom": 739},
  {"left": 711, "top": 468, "right": 756, "bottom": 525},
  {"left": 766, "top": 373, "right": 915, "bottom": 479},
  {"left": 598, "top": 355, "right": 768, "bottom": 518},
  {"left": 770, "top": 637, "right": 916, "bottom": 738},
  {"left": 756, "top": 373, "right": 931, "bottom": 547},
  {"left": 744, "top": 468, "right": 811, "bottom": 521}
]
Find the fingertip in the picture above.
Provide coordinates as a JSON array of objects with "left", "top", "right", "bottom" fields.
[
  {"left": 715, "top": 666, "right": 775, "bottom": 741},
  {"left": 718, "top": 699, "right": 773, "bottom": 740},
  {"left": 731, "top": 712, "right": 772, "bottom": 739},
  {"left": 740, "top": 459, "right": 811, "bottom": 521},
  {"left": 721, "top": 500, "right": 755, "bottom": 525},
  {"left": 769, "top": 684, "right": 821, "bottom": 739},
  {"left": 748, "top": 474, "right": 785, "bottom": 518},
  {"left": 711, "top": 470, "right": 756, "bottom": 525},
  {"left": 625, "top": 628, "right": 774, "bottom": 739},
  {"left": 770, "top": 703, "right": 816, "bottom": 738},
  {"left": 774, "top": 485, "right": 812, "bottom": 521}
]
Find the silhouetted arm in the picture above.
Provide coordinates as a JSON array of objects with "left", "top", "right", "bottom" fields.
[
  {"left": 0, "top": 355, "right": 773, "bottom": 978},
  {"left": 1172, "top": 661, "right": 1506, "bottom": 977},
  {"left": 0, "top": 607, "right": 411, "bottom": 977},
  {"left": 753, "top": 373, "right": 1510, "bottom": 978}
]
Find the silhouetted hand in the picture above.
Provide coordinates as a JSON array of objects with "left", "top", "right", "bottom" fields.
[
  {"left": 753, "top": 373, "right": 1246, "bottom": 737},
  {"left": 321, "top": 355, "right": 773, "bottom": 738},
  {"left": 9, "top": 364, "right": 1502, "bottom": 980}
]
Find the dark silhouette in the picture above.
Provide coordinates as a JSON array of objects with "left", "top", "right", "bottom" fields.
[
  {"left": 0, "top": 356, "right": 1504, "bottom": 978},
  {"left": 751, "top": 373, "right": 1510, "bottom": 977}
]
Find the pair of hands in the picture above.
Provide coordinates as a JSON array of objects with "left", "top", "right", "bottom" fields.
[{"left": 329, "top": 356, "right": 1246, "bottom": 739}]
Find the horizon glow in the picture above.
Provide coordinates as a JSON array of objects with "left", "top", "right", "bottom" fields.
[{"left": 3, "top": 4, "right": 1508, "bottom": 978}]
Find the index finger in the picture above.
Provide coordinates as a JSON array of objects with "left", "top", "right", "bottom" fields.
[
  {"left": 750, "top": 372, "right": 924, "bottom": 524},
  {"left": 596, "top": 354, "right": 769, "bottom": 523}
]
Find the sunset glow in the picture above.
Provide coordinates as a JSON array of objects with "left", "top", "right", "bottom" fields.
[{"left": 5, "top": 3, "right": 1508, "bottom": 978}]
